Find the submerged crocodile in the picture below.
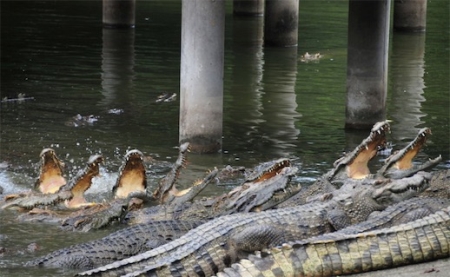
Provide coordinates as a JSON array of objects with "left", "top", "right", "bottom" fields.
[
  {"left": 74, "top": 171, "right": 430, "bottom": 276},
  {"left": 216, "top": 204, "right": 450, "bottom": 277},
  {"left": 2, "top": 154, "right": 103, "bottom": 211}
]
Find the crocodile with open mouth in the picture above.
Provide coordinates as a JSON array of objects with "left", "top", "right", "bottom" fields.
[
  {"left": 124, "top": 157, "right": 298, "bottom": 224},
  {"left": 376, "top": 127, "right": 442, "bottom": 179},
  {"left": 20, "top": 148, "right": 150, "bottom": 231},
  {"left": 1, "top": 153, "right": 103, "bottom": 211},
  {"left": 277, "top": 123, "right": 441, "bottom": 209},
  {"left": 35, "top": 148, "right": 67, "bottom": 194},
  {"left": 72, "top": 170, "right": 431, "bottom": 276},
  {"left": 23, "top": 157, "right": 299, "bottom": 268}
]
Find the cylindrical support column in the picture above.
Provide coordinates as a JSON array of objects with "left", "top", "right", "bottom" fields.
[
  {"left": 103, "top": 0, "right": 136, "bottom": 28},
  {"left": 345, "top": 0, "right": 391, "bottom": 130},
  {"left": 179, "top": 0, "right": 225, "bottom": 154},
  {"left": 233, "top": 0, "right": 264, "bottom": 16},
  {"left": 264, "top": 0, "right": 299, "bottom": 47},
  {"left": 394, "top": 0, "right": 427, "bottom": 32}
]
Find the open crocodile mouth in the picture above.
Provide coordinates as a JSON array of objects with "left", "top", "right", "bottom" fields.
[
  {"left": 113, "top": 150, "right": 147, "bottom": 199},
  {"left": 36, "top": 148, "right": 67, "bottom": 194},
  {"left": 65, "top": 154, "right": 103, "bottom": 208},
  {"left": 338, "top": 120, "right": 391, "bottom": 179},
  {"left": 245, "top": 158, "right": 292, "bottom": 183},
  {"left": 385, "top": 127, "right": 431, "bottom": 170}
]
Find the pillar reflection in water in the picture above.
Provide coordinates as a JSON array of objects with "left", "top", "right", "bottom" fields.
[
  {"left": 260, "top": 47, "right": 301, "bottom": 156},
  {"left": 228, "top": 15, "right": 264, "bottom": 144},
  {"left": 389, "top": 33, "right": 426, "bottom": 141},
  {"left": 100, "top": 28, "right": 135, "bottom": 110}
]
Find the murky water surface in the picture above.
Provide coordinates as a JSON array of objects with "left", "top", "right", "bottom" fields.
[{"left": 1, "top": 1, "right": 449, "bottom": 276}]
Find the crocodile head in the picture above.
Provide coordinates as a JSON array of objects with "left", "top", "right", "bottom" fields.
[
  {"left": 63, "top": 154, "right": 103, "bottom": 208},
  {"left": 220, "top": 159, "right": 296, "bottom": 213},
  {"left": 113, "top": 149, "right": 147, "bottom": 199},
  {"left": 35, "top": 148, "right": 67, "bottom": 194},
  {"left": 244, "top": 158, "right": 292, "bottom": 183},
  {"left": 377, "top": 127, "right": 441, "bottom": 178},
  {"left": 335, "top": 171, "right": 430, "bottom": 224},
  {"left": 328, "top": 120, "right": 391, "bottom": 181},
  {"left": 371, "top": 171, "right": 431, "bottom": 207},
  {"left": 153, "top": 142, "right": 190, "bottom": 204}
]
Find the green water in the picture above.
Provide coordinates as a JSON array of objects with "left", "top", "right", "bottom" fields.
[{"left": 0, "top": 1, "right": 448, "bottom": 276}]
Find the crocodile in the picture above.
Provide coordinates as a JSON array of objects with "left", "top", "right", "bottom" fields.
[
  {"left": 35, "top": 148, "right": 67, "bottom": 194},
  {"left": 376, "top": 127, "right": 442, "bottom": 179},
  {"left": 112, "top": 149, "right": 148, "bottom": 199},
  {"left": 52, "top": 144, "right": 214, "bottom": 232},
  {"left": 276, "top": 121, "right": 391, "bottom": 209},
  {"left": 277, "top": 124, "right": 441, "bottom": 209},
  {"left": 74, "top": 171, "right": 430, "bottom": 276},
  {"left": 1, "top": 148, "right": 67, "bottom": 201},
  {"left": 326, "top": 120, "right": 391, "bottom": 181},
  {"left": 125, "top": 158, "right": 298, "bottom": 224},
  {"left": 2, "top": 154, "right": 103, "bottom": 211},
  {"left": 23, "top": 162, "right": 296, "bottom": 267},
  {"left": 61, "top": 168, "right": 219, "bottom": 232},
  {"left": 216, "top": 205, "right": 450, "bottom": 277},
  {"left": 36, "top": 148, "right": 150, "bottom": 231},
  {"left": 25, "top": 219, "right": 207, "bottom": 269}
]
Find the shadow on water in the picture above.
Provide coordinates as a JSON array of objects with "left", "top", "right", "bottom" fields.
[{"left": 0, "top": 1, "right": 449, "bottom": 276}]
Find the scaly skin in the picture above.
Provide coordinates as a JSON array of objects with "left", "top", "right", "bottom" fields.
[
  {"left": 153, "top": 142, "right": 190, "bottom": 205},
  {"left": 278, "top": 124, "right": 441, "bottom": 209},
  {"left": 25, "top": 220, "right": 207, "bottom": 269},
  {"left": 74, "top": 172, "right": 430, "bottom": 276},
  {"left": 216, "top": 205, "right": 450, "bottom": 277},
  {"left": 125, "top": 161, "right": 296, "bottom": 224}
]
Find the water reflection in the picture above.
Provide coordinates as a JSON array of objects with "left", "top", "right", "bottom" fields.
[
  {"left": 227, "top": 16, "right": 265, "bottom": 151},
  {"left": 100, "top": 28, "right": 136, "bottom": 110},
  {"left": 260, "top": 46, "right": 301, "bottom": 157},
  {"left": 389, "top": 33, "right": 426, "bottom": 142}
]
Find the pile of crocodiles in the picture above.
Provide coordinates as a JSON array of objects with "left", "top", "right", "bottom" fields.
[{"left": 1, "top": 120, "right": 448, "bottom": 277}]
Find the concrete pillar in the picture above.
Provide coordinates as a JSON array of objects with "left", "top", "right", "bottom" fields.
[
  {"left": 345, "top": 0, "right": 391, "bottom": 130},
  {"left": 103, "top": 0, "right": 136, "bottom": 28},
  {"left": 394, "top": 0, "right": 427, "bottom": 32},
  {"left": 233, "top": 0, "right": 264, "bottom": 16},
  {"left": 389, "top": 33, "right": 426, "bottom": 140},
  {"left": 179, "top": 0, "right": 225, "bottom": 154},
  {"left": 264, "top": 0, "right": 299, "bottom": 47}
]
